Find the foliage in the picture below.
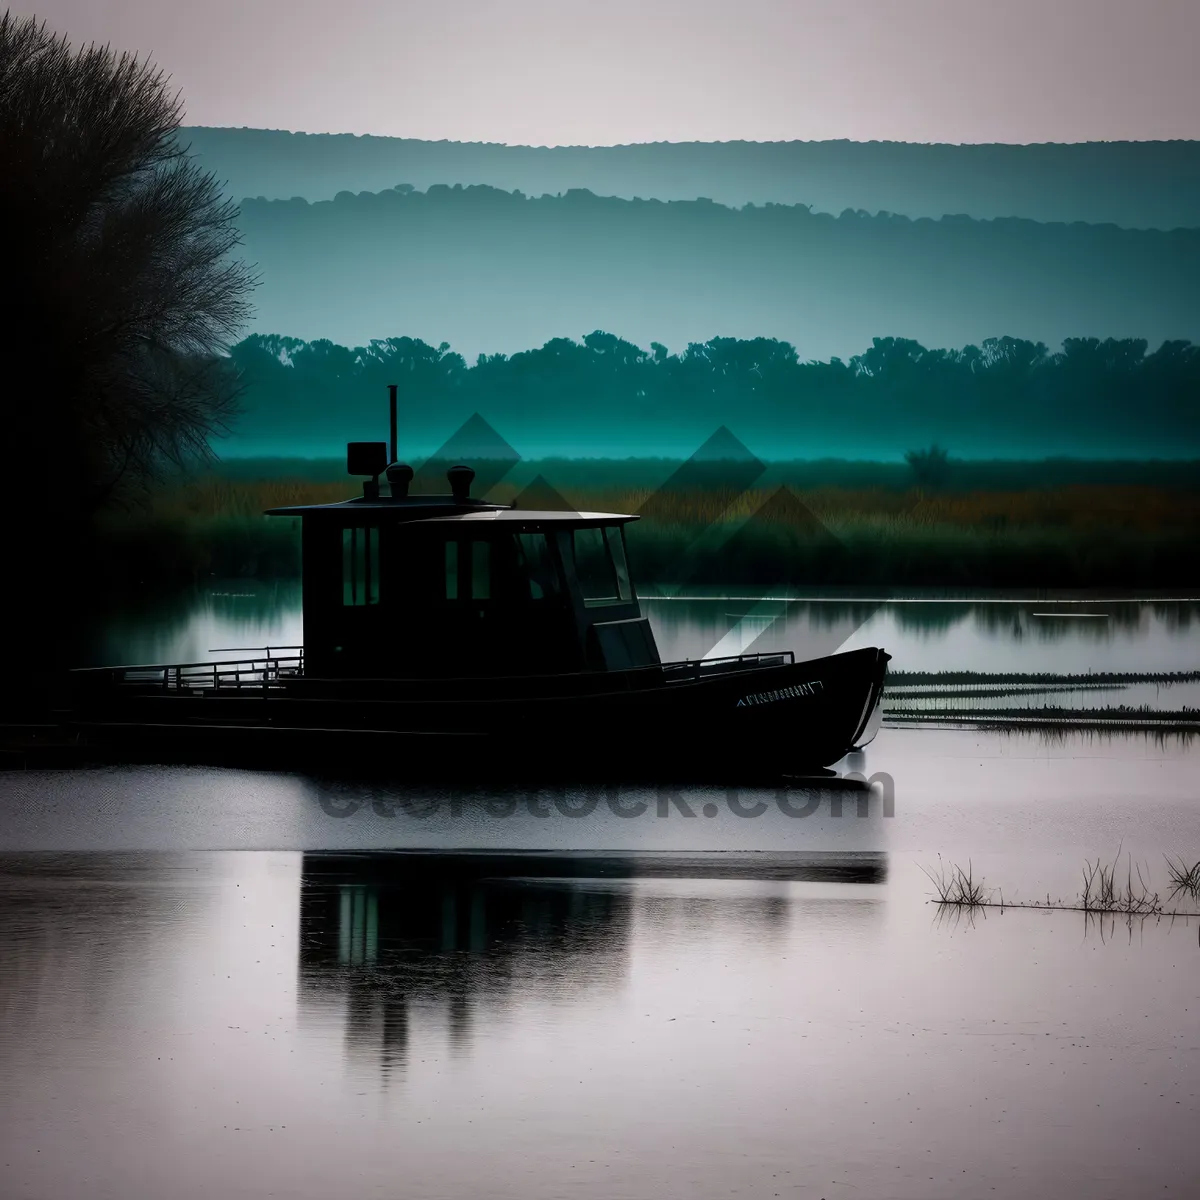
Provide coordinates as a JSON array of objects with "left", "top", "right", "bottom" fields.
[
  {"left": 223, "top": 331, "right": 1200, "bottom": 460},
  {"left": 0, "top": 11, "right": 257, "bottom": 515}
]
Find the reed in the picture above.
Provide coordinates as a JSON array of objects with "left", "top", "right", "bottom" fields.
[
  {"left": 125, "top": 474, "right": 1200, "bottom": 531},
  {"left": 920, "top": 855, "right": 992, "bottom": 906},
  {"left": 888, "top": 671, "right": 1200, "bottom": 687},
  {"left": 1165, "top": 856, "right": 1200, "bottom": 901},
  {"left": 1079, "top": 852, "right": 1161, "bottom": 915},
  {"left": 91, "top": 473, "right": 1200, "bottom": 589},
  {"left": 923, "top": 851, "right": 1200, "bottom": 918},
  {"left": 884, "top": 706, "right": 1200, "bottom": 728}
]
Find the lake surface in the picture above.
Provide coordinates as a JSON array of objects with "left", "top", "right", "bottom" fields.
[
  {"left": 2, "top": 588, "right": 1198, "bottom": 1198},
  {"left": 86, "top": 580, "right": 1200, "bottom": 675}
]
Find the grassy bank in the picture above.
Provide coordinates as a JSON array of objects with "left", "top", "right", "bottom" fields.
[
  {"left": 205, "top": 455, "right": 1200, "bottom": 493},
  {"left": 92, "top": 466, "right": 1200, "bottom": 590}
]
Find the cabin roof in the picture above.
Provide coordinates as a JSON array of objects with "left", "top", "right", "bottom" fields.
[
  {"left": 418, "top": 509, "right": 639, "bottom": 524},
  {"left": 264, "top": 496, "right": 639, "bottom": 524},
  {"left": 264, "top": 495, "right": 500, "bottom": 517}
]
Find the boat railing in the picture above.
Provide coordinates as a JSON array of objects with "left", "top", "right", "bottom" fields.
[
  {"left": 284, "top": 651, "right": 794, "bottom": 688},
  {"left": 68, "top": 648, "right": 793, "bottom": 694},
  {"left": 70, "top": 648, "right": 304, "bottom": 693},
  {"left": 662, "top": 651, "right": 795, "bottom": 684},
  {"left": 288, "top": 650, "right": 796, "bottom": 689}
]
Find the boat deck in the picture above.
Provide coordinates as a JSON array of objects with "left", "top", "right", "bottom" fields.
[{"left": 70, "top": 648, "right": 798, "bottom": 700}]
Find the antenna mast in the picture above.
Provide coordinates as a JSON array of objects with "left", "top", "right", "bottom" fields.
[{"left": 388, "top": 384, "right": 398, "bottom": 464}]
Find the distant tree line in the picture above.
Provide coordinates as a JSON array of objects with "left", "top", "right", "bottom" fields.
[{"left": 226, "top": 332, "right": 1200, "bottom": 459}]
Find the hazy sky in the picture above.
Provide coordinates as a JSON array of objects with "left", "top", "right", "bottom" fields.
[{"left": 15, "top": 1, "right": 1200, "bottom": 145}]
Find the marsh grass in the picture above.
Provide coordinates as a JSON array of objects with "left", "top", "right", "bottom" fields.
[
  {"left": 921, "top": 855, "right": 993, "bottom": 906},
  {"left": 1079, "top": 852, "right": 1161, "bottom": 915},
  {"left": 884, "top": 671, "right": 1200, "bottom": 728},
  {"left": 93, "top": 472, "right": 1200, "bottom": 588},
  {"left": 120, "top": 475, "right": 1200, "bottom": 533},
  {"left": 888, "top": 671, "right": 1200, "bottom": 688},
  {"left": 885, "top": 706, "right": 1200, "bottom": 726},
  {"left": 923, "top": 850, "right": 1200, "bottom": 919},
  {"left": 887, "top": 685, "right": 1133, "bottom": 700},
  {"left": 1165, "top": 856, "right": 1200, "bottom": 901}
]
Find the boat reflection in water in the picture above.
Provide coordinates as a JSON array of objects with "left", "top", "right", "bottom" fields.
[{"left": 297, "top": 849, "right": 887, "bottom": 1075}]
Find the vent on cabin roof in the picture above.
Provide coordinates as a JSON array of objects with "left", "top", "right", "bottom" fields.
[
  {"left": 386, "top": 462, "right": 414, "bottom": 497},
  {"left": 447, "top": 465, "right": 475, "bottom": 501}
]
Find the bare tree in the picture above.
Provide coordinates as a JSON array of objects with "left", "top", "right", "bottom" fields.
[{"left": 0, "top": 11, "right": 257, "bottom": 511}]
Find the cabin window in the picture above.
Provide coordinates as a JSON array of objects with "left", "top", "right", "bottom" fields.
[
  {"left": 570, "top": 525, "right": 632, "bottom": 605},
  {"left": 343, "top": 527, "right": 379, "bottom": 606},
  {"left": 439, "top": 535, "right": 561, "bottom": 604},
  {"left": 442, "top": 538, "right": 492, "bottom": 601},
  {"left": 572, "top": 525, "right": 626, "bottom": 605},
  {"left": 515, "top": 533, "right": 558, "bottom": 600},
  {"left": 471, "top": 540, "right": 490, "bottom": 600},
  {"left": 605, "top": 525, "right": 633, "bottom": 601}
]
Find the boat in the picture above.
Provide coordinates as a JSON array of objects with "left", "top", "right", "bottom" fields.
[{"left": 63, "top": 388, "right": 890, "bottom": 782}]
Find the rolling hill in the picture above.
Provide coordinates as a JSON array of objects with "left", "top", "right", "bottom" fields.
[
  {"left": 182, "top": 127, "right": 1200, "bottom": 229},
  {"left": 230, "top": 185, "right": 1200, "bottom": 367}
]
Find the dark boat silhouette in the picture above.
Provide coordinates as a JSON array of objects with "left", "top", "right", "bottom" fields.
[{"left": 66, "top": 389, "right": 890, "bottom": 781}]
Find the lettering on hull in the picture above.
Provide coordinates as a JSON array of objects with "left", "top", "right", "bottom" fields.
[{"left": 736, "top": 680, "right": 824, "bottom": 707}]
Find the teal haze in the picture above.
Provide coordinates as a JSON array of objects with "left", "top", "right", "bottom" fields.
[
  {"left": 181, "top": 130, "right": 1200, "bottom": 230},
  {"left": 225, "top": 186, "right": 1199, "bottom": 397}
]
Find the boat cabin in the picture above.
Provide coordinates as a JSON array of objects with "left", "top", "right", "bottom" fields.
[{"left": 266, "top": 441, "right": 661, "bottom": 679}]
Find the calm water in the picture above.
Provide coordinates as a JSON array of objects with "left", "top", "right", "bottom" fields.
[
  {"left": 87, "top": 580, "right": 1200, "bottom": 674},
  {"left": 2, "top": 589, "right": 1199, "bottom": 1198},
  {"left": 85, "top": 584, "right": 1200, "bottom": 716}
]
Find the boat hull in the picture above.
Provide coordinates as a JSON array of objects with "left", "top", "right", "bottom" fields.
[{"left": 62, "top": 647, "right": 890, "bottom": 782}]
